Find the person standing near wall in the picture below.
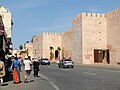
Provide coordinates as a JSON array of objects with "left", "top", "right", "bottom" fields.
[
  {"left": 11, "top": 56, "right": 21, "bottom": 84},
  {"left": 24, "top": 56, "right": 32, "bottom": 83},
  {"left": 18, "top": 57, "right": 23, "bottom": 72},
  {"left": 33, "top": 58, "right": 40, "bottom": 77}
]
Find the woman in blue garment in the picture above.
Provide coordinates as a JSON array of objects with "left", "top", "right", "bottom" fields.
[{"left": 11, "top": 56, "right": 21, "bottom": 84}]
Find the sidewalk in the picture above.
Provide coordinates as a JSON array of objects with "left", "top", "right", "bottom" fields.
[{"left": 0, "top": 70, "right": 56, "bottom": 90}]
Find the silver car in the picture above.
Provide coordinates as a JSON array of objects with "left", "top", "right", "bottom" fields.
[{"left": 58, "top": 58, "right": 74, "bottom": 68}]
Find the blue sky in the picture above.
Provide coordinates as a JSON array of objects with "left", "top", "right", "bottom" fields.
[{"left": 0, "top": 0, "right": 120, "bottom": 49}]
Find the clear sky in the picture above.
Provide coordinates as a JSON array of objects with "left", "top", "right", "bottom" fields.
[{"left": 0, "top": 0, "right": 120, "bottom": 49}]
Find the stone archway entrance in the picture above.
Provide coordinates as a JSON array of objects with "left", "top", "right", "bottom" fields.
[{"left": 55, "top": 50, "right": 59, "bottom": 60}]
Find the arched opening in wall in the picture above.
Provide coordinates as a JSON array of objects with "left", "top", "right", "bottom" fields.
[{"left": 55, "top": 50, "right": 58, "bottom": 60}]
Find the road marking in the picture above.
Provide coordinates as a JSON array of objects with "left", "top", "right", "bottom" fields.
[
  {"left": 83, "top": 72, "right": 96, "bottom": 75},
  {"left": 81, "top": 67, "right": 120, "bottom": 73},
  {"left": 39, "top": 73, "right": 60, "bottom": 90}
]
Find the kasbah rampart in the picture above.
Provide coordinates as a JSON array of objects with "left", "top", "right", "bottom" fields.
[{"left": 25, "top": 8, "right": 120, "bottom": 65}]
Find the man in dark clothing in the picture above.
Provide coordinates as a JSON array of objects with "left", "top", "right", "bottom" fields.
[
  {"left": 0, "top": 47, "right": 5, "bottom": 63},
  {"left": 33, "top": 59, "right": 40, "bottom": 77}
]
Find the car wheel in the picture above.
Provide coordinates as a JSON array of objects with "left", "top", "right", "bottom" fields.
[
  {"left": 71, "top": 66, "right": 74, "bottom": 68},
  {"left": 58, "top": 65, "right": 61, "bottom": 68}
]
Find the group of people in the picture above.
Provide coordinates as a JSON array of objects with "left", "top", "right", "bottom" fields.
[{"left": 0, "top": 55, "right": 40, "bottom": 86}]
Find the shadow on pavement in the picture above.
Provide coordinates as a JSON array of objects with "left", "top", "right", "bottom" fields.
[
  {"left": 1, "top": 83, "right": 8, "bottom": 86},
  {"left": 3, "top": 71, "right": 13, "bottom": 82},
  {"left": 30, "top": 80, "right": 34, "bottom": 83}
]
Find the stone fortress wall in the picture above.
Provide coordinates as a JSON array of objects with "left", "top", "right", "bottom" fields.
[
  {"left": 82, "top": 13, "right": 107, "bottom": 64},
  {"left": 33, "top": 33, "right": 43, "bottom": 59},
  {"left": 32, "top": 8, "right": 120, "bottom": 64},
  {"left": 61, "top": 30, "right": 73, "bottom": 59},
  {"left": 70, "top": 13, "right": 107, "bottom": 64},
  {"left": 71, "top": 14, "right": 82, "bottom": 64},
  {"left": 33, "top": 32, "right": 63, "bottom": 61},
  {"left": 43, "top": 32, "right": 63, "bottom": 61},
  {"left": 106, "top": 8, "right": 120, "bottom": 64}
]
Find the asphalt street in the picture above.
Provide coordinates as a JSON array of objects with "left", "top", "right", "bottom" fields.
[
  {"left": 39, "top": 64, "right": 120, "bottom": 90},
  {"left": 1, "top": 64, "right": 120, "bottom": 90}
]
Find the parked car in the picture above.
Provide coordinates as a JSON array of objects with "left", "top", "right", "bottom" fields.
[
  {"left": 58, "top": 58, "right": 74, "bottom": 68},
  {"left": 40, "top": 58, "right": 50, "bottom": 65}
]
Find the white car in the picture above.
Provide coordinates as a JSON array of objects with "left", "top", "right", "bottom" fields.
[
  {"left": 58, "top": 58, "right": 74, "bottom": 68},
  {"left": 40, "top": 58, "right": 50, "bottom": 65}
]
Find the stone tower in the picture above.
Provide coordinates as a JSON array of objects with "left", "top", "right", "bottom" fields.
[
  {"left": 33, "top": 32, "right": 63, "bottom": 62},
  {"left": 71, "top": 13, "right": 107, "bottom": 64}
]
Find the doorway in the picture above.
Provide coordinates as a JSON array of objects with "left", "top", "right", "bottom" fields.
[
  {"left": 55, "top": 50, "right": 58, "bottom": 59},
  {"left": 94, "top": 49, "right": 110, "bottom": 64}
]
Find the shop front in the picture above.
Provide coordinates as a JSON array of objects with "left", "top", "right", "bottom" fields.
[{"left": 0, "top": 16, "right": 10, "bottom": 63}]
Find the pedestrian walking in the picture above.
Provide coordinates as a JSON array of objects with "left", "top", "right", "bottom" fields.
[
  {"left": 0, "top": 58, "right": 5, "bottom": 86},
  {"left": 33, "top": 58, "right": 40, "bottom": 77},
  {"left": 6, "top": 57, "right": 13, "bottom": 82},
  {"left": 7, "top": 57, "right": 12, "bottom": 73},
  {"left": 28, "top": 56, "right": 32, "bottom": 74},
  {"left": 24, "top": 56, "right": 32, "bottom": 83},
  {"left": 11, "top": 56, "right": 21, "bottom": 84},
  {"left": 18, "top": 57, "right": 23, "bottom": 72}
]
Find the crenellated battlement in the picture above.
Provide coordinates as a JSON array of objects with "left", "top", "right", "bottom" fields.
[
  {"left": 82, "top": 13, "right": 106, "bottom": 17},
  {"left": 72, "top": 12, "right": 106, "bottom": 22},
  {"left": 72, "top": 13, "right": 81, "bottom": 22},
  {"left": 43, "top": 32, "right": 64, "bottom": 36},
  {"left": 106, "top": 8, "right": 120, "bottom": 16}
]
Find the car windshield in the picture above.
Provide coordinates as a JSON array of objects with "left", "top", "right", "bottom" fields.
[{"left": 64, "top": 59, "right": 72, "bottom": 61}]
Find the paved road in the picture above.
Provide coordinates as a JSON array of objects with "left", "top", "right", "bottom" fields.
[
  {"left": 39, "top": 64, "right": 120, "bottom": 90},
  {"left": 1, "top": 64, "right": 120, "bottom": 90}
]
